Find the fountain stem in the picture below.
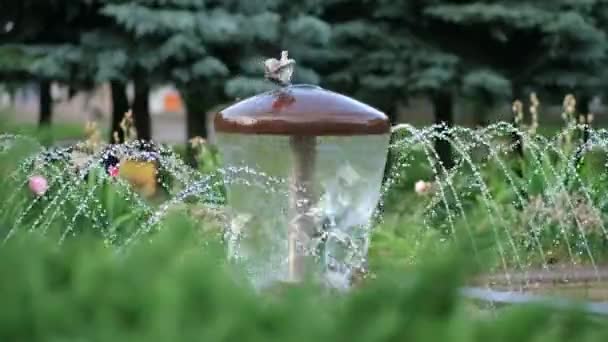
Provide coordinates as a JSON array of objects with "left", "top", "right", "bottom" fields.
[{"left": 288, "top": 135, "right": 317, "bottom": 282}]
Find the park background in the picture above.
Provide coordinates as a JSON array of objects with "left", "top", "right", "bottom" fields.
[
  {"left": 3, "top": 2, "right": 608, "bottom": 340},
  {"left": 3, "top": 1, "right": 608, "bottom": 147}
]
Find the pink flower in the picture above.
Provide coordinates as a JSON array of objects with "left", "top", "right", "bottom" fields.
[
  {"left": 28, "top": 175, "right": 49, "bottom": 197},
  {"left": 108, "top": 165, "right": 120, "bottom": 178},
  {"left": 414, "top": 180, "right": 432, "bottom": 195}
]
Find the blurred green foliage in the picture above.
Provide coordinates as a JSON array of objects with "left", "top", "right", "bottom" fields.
[
  {"left": 0, "top": 110, "right": 85, "bottom": 146},
  {"left": 0, "top": 214, "right": 607, "bottom": 341}
]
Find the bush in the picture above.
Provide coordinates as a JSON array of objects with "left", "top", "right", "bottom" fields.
[{"left": 0, "top": 223, "right": 606, "bottom": 341}]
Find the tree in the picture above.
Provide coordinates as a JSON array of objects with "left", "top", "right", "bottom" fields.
[
  {"left": 321, "top": 0, "right": 462, "bottom": 166},
  {"left": 76, "top": 27, "right": 137, "bottom": 142},
  {"left": 418, "top": 0, "right": 608, "bottom": 166},
  {"left": 0, "top": 1, "right": 99, "bottom": 127},
  {"left": 102, "top": 0, "right": 333, "bottom": 164},
  {"left": 100, "top": 0, "right": 237, "bottom": 150},
  {"left": 110, "top": 80, "right": 129, "bottom": 142},
  {"left": 322, "top": 0, "right": 608, "bottom": 168},
  {"left": 419, "top": 1, "right": 607, "bottom": 108},
  {"left": 1, "top": 0, "right": 140, "bottom": 140},
  {"left": 461, "top": 70, "right": 512, "bottom": 127},
  {"left": 223, "top": 0, "right": 333, "bottom": 99},
  {"left": 319, "top": 0, "right": 409, "bottom": 124},
  {"left": 78, "top": 29, "right": 156, "bottom": 141}
]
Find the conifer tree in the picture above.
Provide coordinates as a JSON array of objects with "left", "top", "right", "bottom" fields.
[
  {"left": 102, "top": 0, "right": 333, "bottom": 158},
  {"left": 0, "top": 1, "right": 103, "bottom": 127},
  {"left": 323, "top": 0, "right": 608, "bottom": 166}
]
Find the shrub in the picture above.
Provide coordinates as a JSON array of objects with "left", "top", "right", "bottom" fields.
[{"left": 0, "top": 223, "right": 606, "bottom": 341}]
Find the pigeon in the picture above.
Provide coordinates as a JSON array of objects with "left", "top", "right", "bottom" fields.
[{"left": 264, "top": 51, "right": 295, "bottom": 87}]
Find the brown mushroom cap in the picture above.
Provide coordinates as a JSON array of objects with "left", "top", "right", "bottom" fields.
[{"left": 214, "top": 85, "right": 390, "bottom": 136}]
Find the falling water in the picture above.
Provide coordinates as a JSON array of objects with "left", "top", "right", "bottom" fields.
[
  {"left": 385, "top": 123, "right": 608, "bottom": 300},
  {"left": 2, "top": 121, "right": 608, "bottom": 300}
]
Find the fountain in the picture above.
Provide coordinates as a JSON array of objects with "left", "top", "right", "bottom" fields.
[
  {"left": 214, "top": 51, "right": 391, "bottom": 288},
  {"left": 4, "top": 51, "right": 608, "bottom": 314}
]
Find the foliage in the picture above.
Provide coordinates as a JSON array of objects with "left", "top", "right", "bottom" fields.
[
  {"left": 5, "top": 0, "right": 608, "bottom": 133},
  {"left": 188, "top": 137, "right": 222, "bottom": 174},
  {"left": 0, "top": 154, "right": 140, "bottom": 245},
  {"left": 377, "top": 94, "right": 608, "bottom": 270},
  {"left": 419, "top": 1, "right": 608, "bottom": 93},
  {"left": 101, "top": 0, "right": 332, "bottom": 99},
  {"left": 0, "top": 220, "right": 607, "bottom": 341},
  {"left": 320, "top": 0, "right": 608, "bottom": 125},
  {"left": 0, "top": 1, "right": 105, "bottom": 86}
]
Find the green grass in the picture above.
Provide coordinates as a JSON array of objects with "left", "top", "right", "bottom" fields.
[
  {"left": 0, "top": 120, "right": 85, "bottom": 143},
  {"left": 0, "top": 110, "right": 85, "bottom": 145}
]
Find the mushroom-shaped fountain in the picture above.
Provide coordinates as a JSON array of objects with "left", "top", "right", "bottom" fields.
[{"left": 214, "top": 52, "right": 390, "bottom": 289}]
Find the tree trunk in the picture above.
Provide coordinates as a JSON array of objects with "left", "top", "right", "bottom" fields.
[
  {"left": 431, "top": 90, "right": 454, "bottom": 169},
  {"left": 110, "top": 80, "right": 129, "bottom": 143},
  {"left": 184, "top": 98, "right": 207, "bottom": 167},
  {"left": 184, "top": 94, "right": 208, "bottom": 140},
  {"left": 510, "top": 83, "right": 524, "bottom": 160},
  {"left": 580, "top": 94, "right": 591, "bottom": 145},
  {"left": 578, "top": 94, "right": 591, "bottom": 118},
  {"left": 473, "top": 93, "right": 492, "bottom": 127},
  {"left": 574, "top": 93, "right": 591, "bottom": 168},
  {"left": 68, "top": 85, "right": 77, "bottom": 100},
  {"left": 508, "top": 83, "right": 525, "bottom": 179},
  {"left": 381, "top": 101, "right": 397, "bottom": 184},
  {"left": 38, "top": 80, "right": 52, "bottom": 127},
  {"left": 132, "top": 78, "right": 151, "bottom": 141},
  {"left": 182, "top": 87, "right": 217, "bottom": 167}
]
